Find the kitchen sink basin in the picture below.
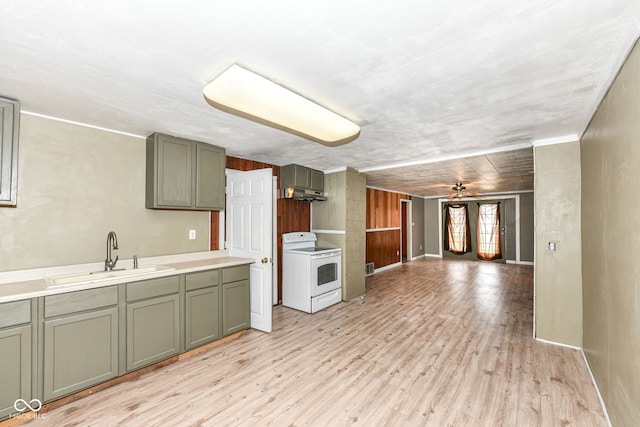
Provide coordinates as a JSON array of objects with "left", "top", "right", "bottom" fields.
[{"left": 45, "top": 265, "right": 175, "bottom": 288}]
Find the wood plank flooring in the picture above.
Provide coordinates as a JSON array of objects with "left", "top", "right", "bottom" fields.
[{"left": 30, "top": 258, "right": 606, "bottom": 426}]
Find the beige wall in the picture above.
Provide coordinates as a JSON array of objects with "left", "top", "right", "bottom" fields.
[
  {"left": 312, "top": 168, "right": 366, "bottom": 300},
  {"left": 0, "top": 114, "right": 210, "bottom": 272},
  {"left": 534, "top": 141, "right": 582, "bottom": 346},
  {"left": 581, "top": 39, "right": 640, "bottom": 425}
]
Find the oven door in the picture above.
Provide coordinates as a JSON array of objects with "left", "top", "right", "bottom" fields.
[{"left": 310, "top": 251, "right": 342, "bottom": 297}]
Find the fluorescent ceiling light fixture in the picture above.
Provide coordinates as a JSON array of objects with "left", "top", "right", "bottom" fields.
[{"left": 203, "top": 64, "right": 360, "bottom": 147}]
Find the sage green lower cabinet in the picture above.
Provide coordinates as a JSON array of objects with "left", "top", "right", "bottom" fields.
[
  {"left": 43, "top": 308, "right": 118, "bottom": 401},
  {"left": 42, "top": 287, "right": 119, "bottom": 402},
  {"left": 0, "top": 325, "right": 31, "bottom": 419},
  {"left": 222, "top": 265, "right": 250, "bottom": 336},
  {"left": 185, "top": 287, "right": 220, "bottom": 350},
  {"left": 0, "top": 262, "right": 253, "bottom": 416},
  {"left": 126, "top": 276, "right": 180, "bottom": 371},
  {"left": 0, "top": 299, "right": 33, "bottom": 419}
]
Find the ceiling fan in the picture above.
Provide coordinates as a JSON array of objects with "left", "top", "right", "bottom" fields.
[{"left": 448, "top": 182, "right": 479, "bottom": 199}]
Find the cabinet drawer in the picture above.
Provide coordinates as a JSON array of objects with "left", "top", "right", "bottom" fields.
[
  {"left": 0, "top": 299, "right": 31, "bottom": 328},
  {"left": 45, "top": 287, "right": 118, "bottom": 318},
  {"left": 186, "top": 269, "right": 219, "bottom": 291},
  {"left": 222, "top": 265, "right": 250, "bottom": 283},
  {"left": 126, "top": 276, "right": 179, "bottom": 302}
]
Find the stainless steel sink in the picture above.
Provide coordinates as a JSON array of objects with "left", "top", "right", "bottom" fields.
[{"left": 45, "top": 265, "right": 175, "bottom": 288}]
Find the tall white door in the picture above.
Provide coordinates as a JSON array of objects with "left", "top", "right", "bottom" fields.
[{"left": 226, "top": 168, "right": 273, "bottom": 333}]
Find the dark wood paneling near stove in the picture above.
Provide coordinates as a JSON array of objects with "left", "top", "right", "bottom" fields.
[
  {"left": 366, "top": 188, "right": 409, "bottom": 269},
  {"left": 366, "top": 229, "right": 401, "bottom": 268},
  {"left": 210, "top": 156, "right": 311, "bottom": 302},
  {"left": 276, "top": 199, "right": 311, "bottom": 302},
  {"left": 366, "top": 188, "right": 409, "bottom": 229},
  {"left": 210, "top": 211, "right": 220, "bottom": 250}
]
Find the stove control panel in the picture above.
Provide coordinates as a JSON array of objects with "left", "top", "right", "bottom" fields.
[{"left": 282, "top": 232, "right": 317, "bottom": 244}]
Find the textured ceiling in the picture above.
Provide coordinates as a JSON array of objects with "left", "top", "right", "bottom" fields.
[{"left": 1, "top": 1, "right": 639, "bottom": 197}]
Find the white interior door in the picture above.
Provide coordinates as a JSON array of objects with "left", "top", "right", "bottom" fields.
[{"left": 226, "top": 168, "right": 273, "bottom": 333}]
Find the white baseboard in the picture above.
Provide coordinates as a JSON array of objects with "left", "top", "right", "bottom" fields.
[
  {"left": 411, "top": 254, "right": 425, "bottom": 261},
  {"left": 424, "top": 253, "right": 441, "bottom": 258},
  {"left": 373, "top": 262, "right": 402, "bottom": 273},
  {"left": 534, "top": 338, "right": 611, "bottom": 426},
  {"left": 507, "top": 260, "right": 534, "bottom": 265},
  {"left": 581, "top": 349, "right": 612, "bottom": 427},
  {"left": 534, "top": 337, "right": 581, "bottom": 351}
]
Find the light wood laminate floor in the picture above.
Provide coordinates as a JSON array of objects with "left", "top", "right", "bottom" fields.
[{"left": 32, "top": 258, "right": 606, "bottom": 426}]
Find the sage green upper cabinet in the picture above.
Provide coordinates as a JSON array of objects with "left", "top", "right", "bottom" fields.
[
  {"left": 281, "top": 164, "right": 324, "bottom": 192},
  {"left": 42, "top": 287, "right": 119, "bottom": 402},
  {"left": 0, "top": 96, "right": 20, "bottom": 207},
  {"left": 0, "top": 300, "right": 33, "bottom": 419},
  {"left": 196, "top": 143, "right": 226, "bottom": 209},
  {"left": 146, "top": 132, "right": 225, "bottom": 210}
]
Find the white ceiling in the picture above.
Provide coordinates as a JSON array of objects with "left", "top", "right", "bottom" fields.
[{"left": 2, "top": 1, "right": 639, "bottom": 197}]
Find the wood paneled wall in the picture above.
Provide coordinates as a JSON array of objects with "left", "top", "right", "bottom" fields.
[
  {"left": 366, "top": 229, "right": 401, "bottom": 267},
  {"left": 211, "top": 156, "right": 311, "bottom": 302},
  {"left": 366, "top": 188, "right": 408, "bottom": 229},
  {"left": 366, "top": 188, "right": 410, "bottom": 269}
]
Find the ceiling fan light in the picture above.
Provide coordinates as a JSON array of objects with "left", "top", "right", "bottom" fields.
[{"left": 203, "top": 64, "right": 360, "bottom": 147}]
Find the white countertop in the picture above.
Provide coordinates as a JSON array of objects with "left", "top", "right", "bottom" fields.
[{"left": 0, "top": 251, "right": 254, "bottom": 303}]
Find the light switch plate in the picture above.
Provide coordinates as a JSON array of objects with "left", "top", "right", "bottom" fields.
[{"left": 189, "top": 229, "right": 196, "bottom": 240}]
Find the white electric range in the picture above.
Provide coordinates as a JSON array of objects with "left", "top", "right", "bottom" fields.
[{"left": 282, "top": 232, "right": 342, "bottom": 313}]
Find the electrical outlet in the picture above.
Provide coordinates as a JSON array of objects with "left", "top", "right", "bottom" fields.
[{"left": 189, "top": 229, "right": 196, "bottom": 240}]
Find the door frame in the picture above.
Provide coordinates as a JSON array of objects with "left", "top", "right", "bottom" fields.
[
  {"left": 400, "top": 199, "right": 412, "bottom": 262},
  {"left": 437, "top": 194, "right": 521, "bottom": 263}
]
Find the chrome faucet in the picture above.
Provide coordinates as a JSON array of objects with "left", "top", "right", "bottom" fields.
[{"left": 105, "top": 231, "right": 119, "bottom": 271}]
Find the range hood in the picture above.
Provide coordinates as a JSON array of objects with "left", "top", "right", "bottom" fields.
[{"left": 282, "top": 187, "right": 327, "bottom": 202}]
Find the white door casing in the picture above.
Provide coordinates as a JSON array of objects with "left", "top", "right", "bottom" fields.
[{"left": 226, "top": 168, "right": 273, "bottom": 333}]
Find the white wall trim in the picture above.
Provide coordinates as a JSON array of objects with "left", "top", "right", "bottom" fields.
[
  {"left": 534, "top": 337, "right": 611, "bottom": 426},
  {"left": 312, "top": 229, "right": 346, "bottom": 235},
  {"left": 532, "top": 134, "right": 579, "bottom": 147},
  {"left": 401, "top": 199, "right": 412, "bottom": 262},
  {"left": 366, "top": 185, "right": 420, "bottom": 198},
  {"left": 373, "top": 262, "right": 403, "bottom": 273},
  {"left": 506, "top": 260, "right": 534, "bottom": 266},
  {"left": 581, "top": 349, "right": 612, "bottom": 427},
  {"left": 323, "top": 166, "right": 347, "bottom": 174},
  {"left": 425, "top": 189, "right": 534, "bottom": 200},
  {"left": 366, "top": 227, "right": 401, "bottom": 232},
  {"left": 22, "top": 111, "right": 146, "bottom": 139},
  {"left": 424, "top": 253, "right": 441, "bottom": 258},
  {"left": 534, "top": 337, "right": 581, "bottom": 351},
  {"left": 359, "top": 142, "right": 532, "bottom": 173},
  {"left": 411, "top": 254, "right": 426, "bottom": 261}
]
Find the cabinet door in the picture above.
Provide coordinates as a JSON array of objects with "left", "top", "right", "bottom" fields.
[
  {"left": 309, "top": 169, "right": 324, "bottom": 192},
  {"left": 149, "top": 134, "right": 193, "bottom": 208},
  {"left": 43, "top": 308, "right": 118, "bottom": 401},
  {"left": 0, "top": 97, "right": 19, "bottom": 206},
  {"left": 185, "top": 287, "right": 220, "bottom": 350},
  {"left": 222, "top": 280, "right": 250, "bottom": 336},
  {"left": 195, "top": 143, "right": 225, "bottom": 210},
  {"left": 127, "top": 294, "right": 180, "bottom": 371},
  {"left": 0, "top": 325, "right": 31, "bottom": 419}
]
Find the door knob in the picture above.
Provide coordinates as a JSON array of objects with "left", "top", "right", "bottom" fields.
[{"left": 261, "top": 257, "right": 270, "bottom": 264}]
